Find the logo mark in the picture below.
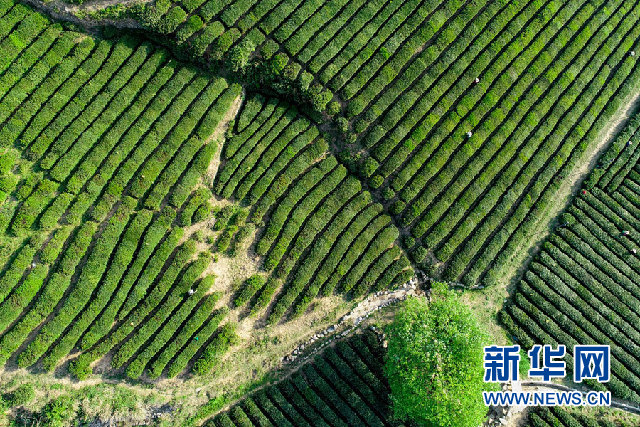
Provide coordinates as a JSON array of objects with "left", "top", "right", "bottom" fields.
[
  {"left": 528, "top": 345, "right": 566, "bottom": 382},
  {"left": 574, "top": 345, "right": 610, "bottom": 383},
  {"left": 484, "top": 345, "right": 520, "bottom": 382}
]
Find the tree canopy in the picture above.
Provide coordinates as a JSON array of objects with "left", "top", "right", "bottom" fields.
[{"left": 384, "top": 283, "right": 489, "bottom": 427}]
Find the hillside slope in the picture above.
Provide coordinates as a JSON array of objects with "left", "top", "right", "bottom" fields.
[
  {"left": 104, "top": 0, "right": 640, "bottom": 287},
  {"left": 502, "top": 107, "right": 640, "bottom": 403}
]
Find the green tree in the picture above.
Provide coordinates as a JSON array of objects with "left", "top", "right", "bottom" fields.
[{"left": 384, "top": 283, "right": 490, "bottom": 426}]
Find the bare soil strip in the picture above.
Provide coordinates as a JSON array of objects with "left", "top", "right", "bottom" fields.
[
  {"left": 206, "top": 93, "right": 244, "bottom": 185},
  {"left": 19, "top": 0, "right": 147, "bottom": 30}
]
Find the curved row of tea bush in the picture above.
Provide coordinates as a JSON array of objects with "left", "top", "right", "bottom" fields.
[
  {"left": 207, "top": 331, "right": 405, "bottom": 427},
  {"left": 350, "top": 0, "right": 640, "bottom": 287},
  {"left": 129, "top": 0, "right": 471, "bottom": 119},
  {"left": 214, "top": 95, "right": 413, "bottom": 322},
  {"left": 0, "top": 0, "right": 241, "bottom": 380},
  {"left": 124, "top": 0, "right": 640, "bottom": 292}
]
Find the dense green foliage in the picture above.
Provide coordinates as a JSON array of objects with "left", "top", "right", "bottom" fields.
[
  {"left": 502, "top": 108, "right": 640, "bottom": 403},
  {"left": 385, "top": 285, "right": 488, "bottom": 427},
  {"left": 0, "top": 0, "right": 241, "bottom": 380},
  {"left": 4, "top": 384, "right": 35, "bottom": 408},
  {"left": 0, "top": 0, "right": 416, "bottom": 389},
  {"left": 38, "top": 395, "right": 76, "bottom": 427},
  {"left": 124, "top": 0, "right": 640, "bottom": 290},
  {"left": 216, "top": 94, "right": 413, "bottom": 322},
  {"left": 7, "top": 0, "right": 640, "bottom": 422}
]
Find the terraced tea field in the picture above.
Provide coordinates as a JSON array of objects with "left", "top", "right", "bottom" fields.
[
  {"left": 207, "top": 331, "right": 405, "bottom": 427},
  {"left": 114, "top": 0, "right": 640, "bottom": 289},
  {"left": 217, "top": 94, "right": 412, "bottom": 323},
  {"left": 0, "top": 0, "right": 412, "bottom": 387},
  {"left": 211, "top": 334, "right": 640, "bottom": 427},
  {"left": 502, "top": 109, "right": 640, "bottom": 404},
  {"left": 0, "top": 0, "right": 251, "bottom": 382},
  {"left": 4, "top": 0, "right": 640, "bottom": 423}
]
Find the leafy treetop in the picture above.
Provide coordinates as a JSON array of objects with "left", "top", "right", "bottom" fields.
[{"left": 384, "top": 283, "right": 491, "bottom": 427}]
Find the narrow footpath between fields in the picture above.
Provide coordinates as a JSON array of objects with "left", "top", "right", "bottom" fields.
[{"left": 19, "top": 0, "right": 148, "bottom": 30}]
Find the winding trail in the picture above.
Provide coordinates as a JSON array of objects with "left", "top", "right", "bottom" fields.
[
  {"left": 19, "top": 0, "right": 148, "bottom": 30},
  {"left": 59, "top": 0, "right": 150, "bottom": 13},
  {"left": 281, "top": 276, "right": 424, "bottom": 366},
  {"left": 193, "top": 277, "right": 424, "bottom": 425}
]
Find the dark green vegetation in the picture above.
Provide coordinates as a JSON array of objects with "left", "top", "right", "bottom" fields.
[
  {"left": 0, "top": 0, "right": 245, "bottom": 380},
  {"left": 0, "top": 0, "right": 413, "bottom": 386},
  {"left": 105, "top": 0, "right": 640, "bottom": 288},
  {"left": 502, "top": 109, "right": 640, "bottom": 403},
  {"left": 1, "top": 384, "right": 34, "bottom": 409},
  {"left": 5, "top": 0, "right": 640, "bottom": 423},
  {"left": 34, "top": 395, "right": 76, "bottom": 427},
  {"left": 207, "top": 331, "right": 413, "bottom": 427},
  {"left": 217, "top": 94, "right": 413, "bottom": 323},
  {"left": 527, "top": 406, "right": 636, "bottom": 427},
  {"left": 206, "top": 292, "right": 492, "bottom": 427},
  {"left": 384, "top": 286, "right": 488, "bottom": 427}
]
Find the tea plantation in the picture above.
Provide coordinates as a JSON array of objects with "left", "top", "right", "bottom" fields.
[
  {"left": 207, "top": 331, "right": 409, "bottom": 427},
  {"left": 0, "top": 0, "right": 248, "bottom": 382},
  {"left": 0, "top": 0, "right": 412, "bottom": 380},
  {"left": 502, "top": 109, "right": 640, "bottom": 403},
  {"left": 3, "top": 0, "right": 640, "bottom": 423},
  {"left": 131, "top": 0, "right": 640, "bottom": 288},
  {"left": 217, "top": 94, "right": 412, "bottom": 323}
]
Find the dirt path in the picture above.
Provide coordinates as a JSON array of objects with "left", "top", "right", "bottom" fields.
[
  {"left": 179, "top": 93, "right": 255, "bottom": 294},
  {"left": 60, "top": 0, "right": 150, "bottom": 13},
  {"left": 281, "top": 276, "right": 422, "bottom": 366},
  {"left": 520, "top": 382, "right": 640, "bottom": 416},
  {"left": 194, "top": 276, "right": 422, "bottom": 425},
  {"left": 206, "top": 93, "right": 244, "bottom": 185},
  {"left": 460, "top": 91, "right": 640, "bottom": 364},
  {"left": 19, "top": 0, "right": 147, "bottom": 30}
]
